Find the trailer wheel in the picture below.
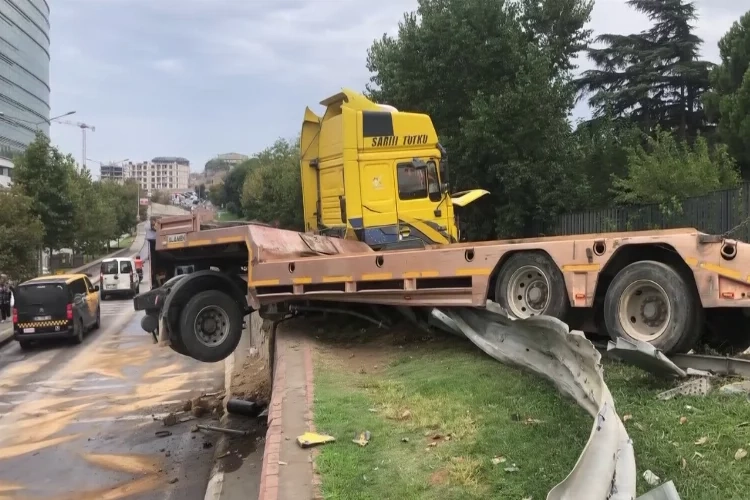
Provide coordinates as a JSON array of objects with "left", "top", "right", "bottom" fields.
[
  {"left": 178, "top": 290, "right": 243, "bottom": 363},
  {"left": 494, "top": 252, "right": 570, "bottom": 320},
  {"left": 603, "top": 261, "right": 699, "bottom": 353}
]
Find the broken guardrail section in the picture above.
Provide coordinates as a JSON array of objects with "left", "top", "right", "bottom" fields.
[{"left": 432, "top": 301, "right": 681, "bottom": 500}]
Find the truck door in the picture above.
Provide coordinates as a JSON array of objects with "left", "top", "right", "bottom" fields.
[
  {"left": 317, "top": 163, "right": 346, "bottom": 230},
  {"left": 394, "top": 160, "right": 451, "bottom": 245},
  {"left": 360, "top": 162, "right": 398, "bottom": 245}
]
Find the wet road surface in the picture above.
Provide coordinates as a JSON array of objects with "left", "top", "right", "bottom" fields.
[{"left": 0, "top": 277, "right": 224, "bottom": 500}]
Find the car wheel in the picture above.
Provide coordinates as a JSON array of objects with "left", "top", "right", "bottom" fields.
[
  {"left": 178, "top": 290, "right": 243, "bottom": 363},
  {"left": 94, "top": 308, "right": 101, "bottom": 330},
  {"left": 101, "top": 293, "right": 108, "bottom": 301},
  {"left": 73, "top": 317, "right": 84, "bottom": 344}
]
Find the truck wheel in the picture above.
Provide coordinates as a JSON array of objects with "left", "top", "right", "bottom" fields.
[
  {"left": 603, "top": 261, "right": 700, "bottom": 354},
  {"left": 494, "top": 252, "right": 570, "bottom": 320},
  {"left": 178, "top": 290, "right": 243, "bottom": 363}
]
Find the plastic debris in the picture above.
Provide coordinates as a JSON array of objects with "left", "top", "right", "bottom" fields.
[
  {"left": 352, "top": 431, "right": 371, "bottom": 447},
  {"left": 735, "top": 448, "right": 747, "bottom": 461},
  {"left": 607, "top": 337, "right": 687, "bottom": 378},
  {"left": 297, "top": 432, "right": 336, "bottom": 448},
  {"left": 635, "top": 480, "right": 681, "bottom": 500},
  {"left": 719, "top": 381, "right": 750, "bottom": 396},
  {"left": 643, "top": 470, "right": 660, "bottom": 486}
]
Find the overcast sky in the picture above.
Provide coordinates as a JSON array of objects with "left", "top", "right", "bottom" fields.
[{"left": 49, "top": 0, "right": 745, "bottom": 173}]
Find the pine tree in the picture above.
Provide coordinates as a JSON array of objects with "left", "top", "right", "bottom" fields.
[{"left": 577, "top": 0, "right": 713, "bottom": 139}]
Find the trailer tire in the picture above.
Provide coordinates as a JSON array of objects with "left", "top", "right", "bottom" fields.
[
  {"left": 603, "top": 261, "right": 700, "bottom": 354},
  {"left": 494, "top": 252, "right": 570, "bottom": 320},
  {"left": 178, "top": 290, "right": 243, "bottom": 363}
]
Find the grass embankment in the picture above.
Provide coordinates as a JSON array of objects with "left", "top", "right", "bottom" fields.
[
  {"left": 313, "top": 331, "right": 750, "bottom": 500},
  {"left": 217, "top": 211, "right": 244, "bottom": 221},
  {"left": 115, "top": 235, "right": 134, "bottom": 249}
]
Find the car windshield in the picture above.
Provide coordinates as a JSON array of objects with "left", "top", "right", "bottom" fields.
[
  {"left": 101, "top": 261, "right": 119, "bottom": 274},
  {"left": 15, "top": 283, "right": 67, "bottom": 305}
]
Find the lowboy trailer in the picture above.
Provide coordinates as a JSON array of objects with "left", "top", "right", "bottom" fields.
[{"left": 135, "top": 212, "right": 750, "bottom": 362}]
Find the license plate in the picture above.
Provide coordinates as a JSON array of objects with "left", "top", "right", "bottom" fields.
[
  {"left": 34, "top": 315, "right": 52, "bottom": 321},
  {"left": 23, "top": 328, "right": 35, "bottom": 333},
  {"left": 106, "top": 284, "right": 116, "bottom": 290}
]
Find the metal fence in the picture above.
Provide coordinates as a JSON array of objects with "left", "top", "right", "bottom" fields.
[{"left": 537, "top": 182, "right": 750, "bottom": 242}]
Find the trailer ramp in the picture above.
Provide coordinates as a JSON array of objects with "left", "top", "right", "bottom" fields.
[{"left": 432, "top": 303, "right": 682, "bottom": 500}]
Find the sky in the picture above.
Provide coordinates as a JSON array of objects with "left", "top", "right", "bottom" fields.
[{"left": 48, "top": 0, "right": 746, "bottom": 174}]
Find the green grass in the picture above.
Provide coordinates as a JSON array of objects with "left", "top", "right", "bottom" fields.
[
  {"left": 217, "top": 211, "right": 244, "bottom": 221},
  {"left": 313, "top": 335, "right": 750, "bottom": 500},
  {"left": 115, "top": 235, "right": 134, "bottom": 249}
]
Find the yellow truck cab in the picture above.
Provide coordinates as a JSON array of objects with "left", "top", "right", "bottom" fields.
[{"left": 300, "top": 89, "right": 488, "bottom": 249}]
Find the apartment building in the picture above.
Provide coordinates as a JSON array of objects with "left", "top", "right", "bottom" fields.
[
  {"left": 127, "top": 157, "right": 191, "bottom": 192},
  {"left": 99, "top": 163, "right": 128, "bottom": 183}
]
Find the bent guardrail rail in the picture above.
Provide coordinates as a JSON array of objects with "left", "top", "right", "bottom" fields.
[{"left": 432, "top": 302, "right": 681, "bottom": 500}]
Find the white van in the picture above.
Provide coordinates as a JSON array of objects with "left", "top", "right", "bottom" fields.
[{"left": 100, "top": 257, "right": 139, "bottom": 300}]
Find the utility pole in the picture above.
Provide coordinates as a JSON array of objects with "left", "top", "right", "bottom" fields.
[{"left": 54, "top": 119, "right": 96, "bottom": 168}]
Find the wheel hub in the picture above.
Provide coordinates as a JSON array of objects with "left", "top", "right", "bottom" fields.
[
  {"left": 618, "top": 279, "right": 672, "bottom": 341},
  {"left": 194, "top": 306, "right": 230, "bottom": 347},
  {"left": 506, "top": 265, "right": 551, "bottom": 318}
]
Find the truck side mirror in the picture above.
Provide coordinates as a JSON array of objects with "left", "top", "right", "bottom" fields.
[{"left": 441, "top": 182, "right": 450, "bottom": 194}]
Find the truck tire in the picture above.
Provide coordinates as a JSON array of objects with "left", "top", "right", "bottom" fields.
[
  {"left": 603, "top": 261, "right": 700, "bottom": 354},
  {"left": 494, "top": 252, "right": 570, "bottom": 320},
  {"left": 178, "top": 290, "right": 243, "bottom": 363}
]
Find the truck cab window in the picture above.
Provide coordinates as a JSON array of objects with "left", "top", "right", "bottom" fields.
[
  {"left": 427, "top": 161, "right": 441, "bottom": 202},
  {"left": 397, "top": 162, "right": 427, "bottom": 200}
]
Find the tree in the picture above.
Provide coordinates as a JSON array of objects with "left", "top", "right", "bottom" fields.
[
  {"left": 69, "top": 168, "right": 117, "bottom": 256},
  {"left": 704, "top": 11, "right": 750, "bottom": 177},
  {"left": 574, "top": 116, "right": 642, "bottom": 209},
  {"left": 366, "top": 0, "right": 592, "bottom": 238},
  {"left": 611, "top": 128, "right": 740, "bottom": 208},
  {"left": 222, "top": 159, "right": 257, "bottom": 214},
  {"left": 208, "top": 183, "right": 225, "bottom": 207},
  {"left": 241, "top": 138, "right": 303, "bottom": 230},
  {"left": 12, "top": 131, "right": 77, "bottom": 251},
  {"left": 0, "top": 189, "right": 44, "bottom": 281},
  {"left": 577, "top": 0, "right": 713, "bottom": 139}
]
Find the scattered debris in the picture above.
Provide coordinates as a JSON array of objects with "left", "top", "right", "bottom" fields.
[
  {"left": 401, "top": 437, "right": 409, "bottom": 443},
  {"left": 168, "top": 478, "right": 179, "bottom": 484},
  {"left": 218, "top": 452, "right": 231, "bottom": 459},
  {"left": 694, "top": 436, "right": 708, "bottom": 445},
  {"left": 636, "top": 481, "right": 681, "bottom": 500},
  {"left": 491, "top": 456, "right": 506, "bottom": 465},
  {"left": 679, "top": 416, "right": 688, "bottom": 425},
  {"left": 681, "top": 458, "right": 687, "bottom": 470},
  {"left": 735, "top": 448, "right": 747, "bottom": 461},
  {"left": 686, "top": 368, "right": 713, "bottom": 377},
  {"left": 196, "top": 425, "right": 250, "bottom": 437},
  {"left": 400, "top": 410, "right": 412, "bottom": 420},
  {"left": 657, "top": 378, "right": 711, "bottom": 401},
  {"left": 279, "top": 461, "right": 288, "bottom": 466},
  {"left": 190, "top": 425, "right": 200, "bottom": 433},
  {"left": 258, "top": 408, "right": 268, "bottom": 419},
  {"left": 623, "top": 414, "right": 633, "bottom": 422},
  {"left": 719, "top": 381, "right": 750, "bottom": 396},
  {"left": 227, "top": 399, "right": 264, "bottom": 417},
  {"left": 607, "top": 337, "right": 687, "bottom": 378},
  {"left": 504, "top": 464, "right": 520, "bottom": 473},
  {"left": 162, "top": 413, "right": 179, "bottom": 427},
  {"left": 297, "top": 432, "right": 336, "bottom": 448},
  {"left": 155, "top": 431, "right": 172, "bottom": 438},
  {"left": 643, "top": 470, "right": 660, "bottom": 486},
  {"left": 352, "top": 431, "right": 371, "bottom": 447},
  {"left": 524, "top": 417, "right": 544, "bottom": 425},
  {"left": 202, "top": 441, "right": 213, "bottom": 449}
]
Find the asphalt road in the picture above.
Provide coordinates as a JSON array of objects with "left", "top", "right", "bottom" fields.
[{"left": 0, "top": 266, "right": 224, "bottom": 500}]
